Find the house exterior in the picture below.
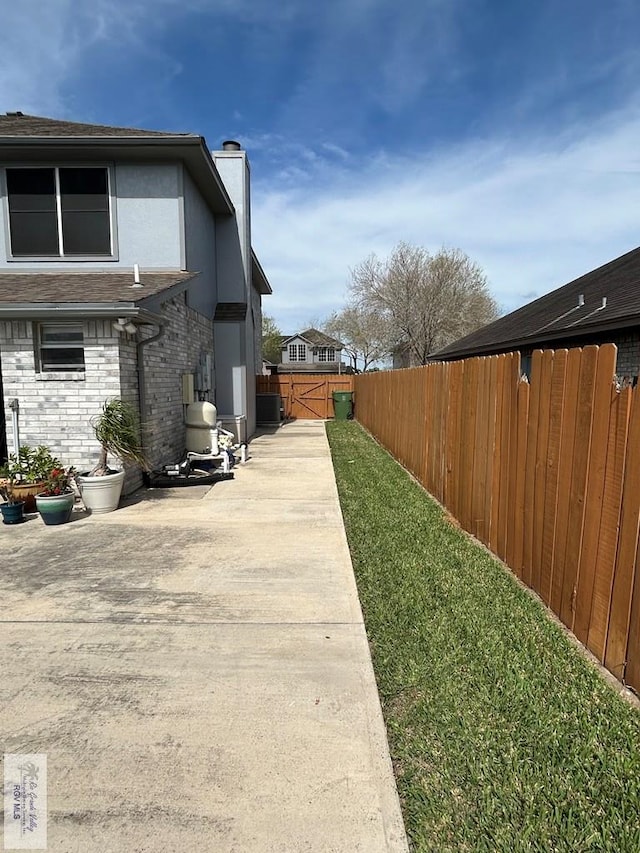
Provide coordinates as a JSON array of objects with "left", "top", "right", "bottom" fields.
[
  {"left": 0, "top": 113, "right": 271, "bottom": 482},
  {"left": 273, "top": 328, "right": 350, "bottom": 374},
  {"left": 431, "top": 246, "right": 640, "bottom": 379}
]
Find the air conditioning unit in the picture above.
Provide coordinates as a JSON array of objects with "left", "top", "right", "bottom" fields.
[{"left": 256, "top": 393, "right": 281, "bottom": 424}]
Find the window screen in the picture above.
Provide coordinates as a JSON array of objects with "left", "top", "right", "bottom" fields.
[{"left": 39, "top": 324, "right": 85, "bottom": 371}]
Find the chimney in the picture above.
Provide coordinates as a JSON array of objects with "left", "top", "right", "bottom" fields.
[{"left": 213, "top": 140, "right": 251, "bottom": 299}]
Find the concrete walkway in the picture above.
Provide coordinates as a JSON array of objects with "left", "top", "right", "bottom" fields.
[{"left": 0, "top": 421, "right": 408, "bottom": 852}]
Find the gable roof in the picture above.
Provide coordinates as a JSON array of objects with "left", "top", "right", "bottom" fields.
[
  {"left": 432, "top": 246, "right": 640, "bottom": 361},
  {"left": 282, "top": 328, "right": 343, "bottom": 348},
  {"left": 0, "top": 113, "right": 195, "bottom": 139}
]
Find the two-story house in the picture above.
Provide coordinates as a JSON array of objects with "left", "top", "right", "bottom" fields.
[
  {"left": 0, "top": 113, "right": 271, "bottom": 480},
  {"left": 272, "top": 328, "right": 349, "bottom": 374}
]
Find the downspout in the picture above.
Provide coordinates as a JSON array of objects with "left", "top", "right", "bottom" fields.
[{"left": 136, "top": 322, "right": 165, "bottom": 460}]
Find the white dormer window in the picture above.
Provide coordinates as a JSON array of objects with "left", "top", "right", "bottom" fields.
[
  {"left": 317, "top": 347, "right": 336, "bottom": 362},
  {"left": 5, "top": 166, "right": 113, "bottom": 258},
  {"left": 289, "top": 343, "right": 306, "bottom": 361}
]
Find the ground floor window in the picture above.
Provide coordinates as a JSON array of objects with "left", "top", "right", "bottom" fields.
[{"left": 37, "top": 323, "right": 85, "bottom": 372}]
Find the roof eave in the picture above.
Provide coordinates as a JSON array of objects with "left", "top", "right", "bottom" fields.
[
  {"left": 0, "top": 303, "right": 164, "bottom": 324},
  {"left": 251, "top": 250, "right": 272, "bottom": 295},
  {"left": 433, "top": 313, "right": 640, "bottom": 361},
  {"left": 0, "top": 135, "right": 235, "bottom": 216}
]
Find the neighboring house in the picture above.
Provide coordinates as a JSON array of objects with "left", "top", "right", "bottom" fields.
[
  {"left": 0, "top": 112, "right": 271, "bottom": 481},
  {"left": 431, "top": 246, "right": 640, "bottom": 379},
  {"left": 273, "top": 328, "right": 351, "bottom": 374}
]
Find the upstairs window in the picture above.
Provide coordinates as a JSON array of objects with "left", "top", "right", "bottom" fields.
[
  {"left": 288, "top": 343, "right": 306, "bottom": 361},
  {"left": 317, "top": 347, "right": 336, "bottom": 362},
  {"left": 38, "top": 323, "right": 85, "bottom": 372},
  {"left": 6, "top": 167, "right": 112, "bottom": 257}
]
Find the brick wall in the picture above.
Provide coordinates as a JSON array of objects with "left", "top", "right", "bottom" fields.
[
  {"left": 136, "top": 294, "right": 214, "bottom": 469},
  {"left": 0, "top": 319, "right": 122, "bottom": 471},
  {"left": 611, "top": 330, "right": 640, "bottom": 379}
]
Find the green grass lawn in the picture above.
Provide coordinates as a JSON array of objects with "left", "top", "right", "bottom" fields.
[{"left": 326, "top": 420, "right": 640, "bottom": 853}]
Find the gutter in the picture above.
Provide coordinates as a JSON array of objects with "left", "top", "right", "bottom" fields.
[{"left": 0, "top": 304, "right": 163, "bottom": 323}]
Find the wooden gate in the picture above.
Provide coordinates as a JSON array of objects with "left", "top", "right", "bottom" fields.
[{"left": 256, "top": 374, "right": 354, "bottom": 420}]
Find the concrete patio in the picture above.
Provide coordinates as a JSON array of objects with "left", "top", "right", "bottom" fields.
[{"left": 0, "top": 420, "right": 408, "bottom": 852}]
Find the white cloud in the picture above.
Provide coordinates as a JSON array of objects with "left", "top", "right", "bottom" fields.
[{"left": 252, "top": 102, "right": 640, "bottom": 330}]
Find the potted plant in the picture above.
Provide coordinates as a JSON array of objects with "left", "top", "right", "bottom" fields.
[
  {"left": 0, "top": 464, "right": 26, "bottom": 524},
  {"left": 77, "top": 398, "right": 148, "bottom": 514},
  {"left": 6, "top": 445, "right": 61, "bottom": 512},
  {"left": 36, "top": 465, "right": 77, "bottom": 525}
]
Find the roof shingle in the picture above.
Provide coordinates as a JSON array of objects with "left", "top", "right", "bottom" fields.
[
  {"left": 0, "top": 271, "right": 196, "bottom": 305},
  {"left": 0, "top": 113, "right": 196, "bottom": 139}
]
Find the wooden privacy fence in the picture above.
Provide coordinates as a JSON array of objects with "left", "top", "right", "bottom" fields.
[
  {"left": 354, "top": 344, "right": 640, "bottom": 691},
  {"left": 257, "top": 374, "right": 354, "bottom": 420}
]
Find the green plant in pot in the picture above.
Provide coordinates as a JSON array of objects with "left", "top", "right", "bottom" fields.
[
  {"left": 77, "top": 398, "right": 148, "bottom": 514},
  {"left": 5, "top": 445, "right": 61, "bottom": 512},
  {"left": 0, "top": 462, "right": 26, "bottom": 524},
  {"left": 36, "top": 465, "right": 77, "bottom": 526}
]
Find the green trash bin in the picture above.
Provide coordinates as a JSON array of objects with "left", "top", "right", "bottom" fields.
[{"left": 332, "top": 390, "right": 354, "bottom": 420}]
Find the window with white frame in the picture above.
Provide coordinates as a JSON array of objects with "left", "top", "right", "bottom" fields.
[
  {"left": 288, "top": 343, "right": 306, "bottom": 361},
  {"left": 317, "top": 347, "right": 336, "bottom": 362},
  {"left": 6, "top": 167, "right": 112, "bottom": 257},
  {"left": 38, "top": 323, "right": 85, "bottom": 372}
]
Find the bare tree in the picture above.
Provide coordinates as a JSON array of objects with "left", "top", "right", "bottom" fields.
[
  {"left": 350, "top": 242, "right": 498, "bottom": 365},
  {"left": 324, "top": 303, "right": 390, "bottom": 372}
]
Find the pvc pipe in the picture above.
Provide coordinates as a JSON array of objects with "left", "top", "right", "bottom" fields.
[{"left": 9, "top": 399, "right": 19, "bottom": 453}]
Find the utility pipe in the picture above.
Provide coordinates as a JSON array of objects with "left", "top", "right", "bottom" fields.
[{"left": 8, "top": 398, "right": 20, "bottom": 454}]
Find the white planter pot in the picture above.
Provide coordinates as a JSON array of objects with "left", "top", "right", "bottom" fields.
[{"left": 77, "top": 470, "right": 125, "bottom": 514}]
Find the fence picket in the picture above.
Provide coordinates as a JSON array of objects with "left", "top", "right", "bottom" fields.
[
  {"left": 573, "top": 345, "right": 617, "bottom": 644},
  {"left": 531, "top": 349, "right": 554, "bottom": 594},
  {"left": 549, "top": 347, "right": 582, "bottom": 618},
  {"left": 539, "top": 349, "right": 568, "bottom": 604},
  {"left": 587, "top": 385, "right": 632, "bottom": 661},
  {"left": 605, "top": 386, "right": 640, "bottom": 680},
  {"left": 522, "top": 350, "right": 543, "bottom": 586}
]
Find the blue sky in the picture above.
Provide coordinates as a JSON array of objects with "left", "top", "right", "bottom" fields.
[{"left": 2, "top": 0, "right": 640, "bottom": 332}]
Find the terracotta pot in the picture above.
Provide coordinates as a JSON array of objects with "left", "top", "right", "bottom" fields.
[{"left": 10, "top": 482, "right": 46, "bottom": 513}]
